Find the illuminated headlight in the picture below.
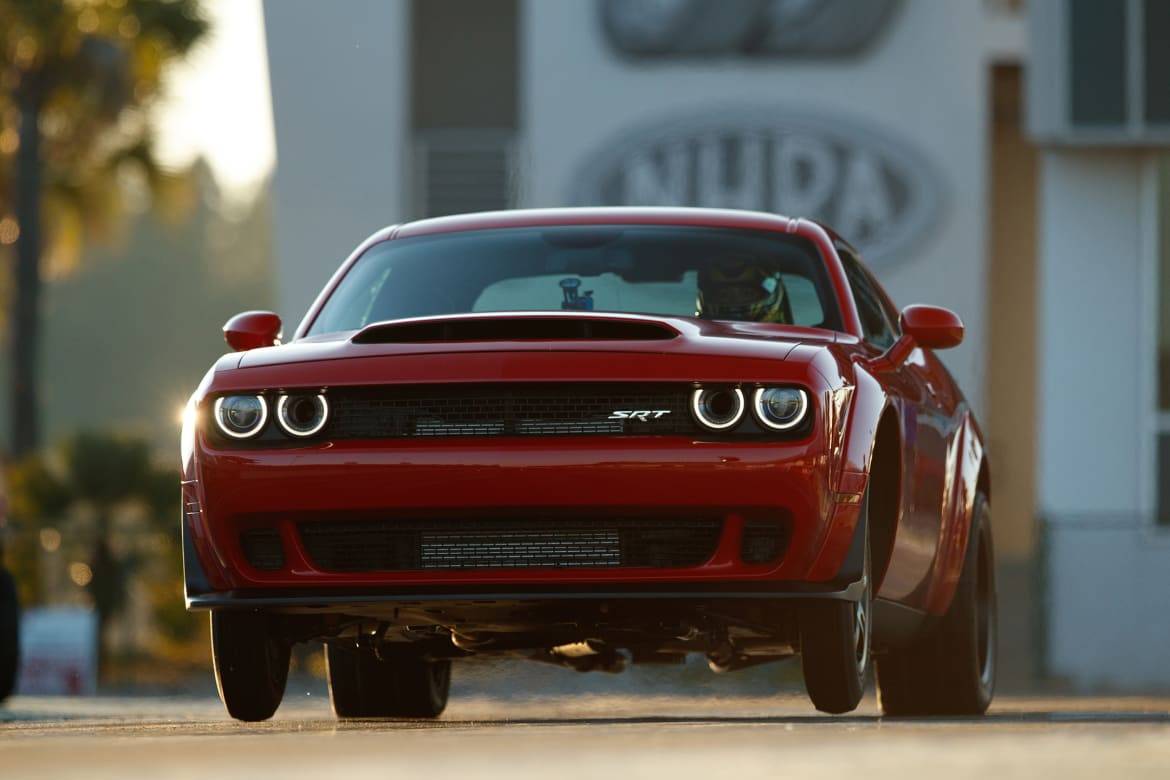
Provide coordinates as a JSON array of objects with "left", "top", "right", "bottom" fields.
[
  {"left": 690, "top": 387, "right": 745, "bottom": 431},
  {"left": 276, "top": 393, "right": 329, "bottom": 438},
  {"left": 213, "top": 395, "right": 268, "bottom": 439},
  {"left": 752, "top": 387, "right": 809, "bottom": 431}
]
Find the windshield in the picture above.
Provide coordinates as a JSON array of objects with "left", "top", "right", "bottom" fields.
[{"left": 307, "top": 225, "right": 842, "bottom": 336}]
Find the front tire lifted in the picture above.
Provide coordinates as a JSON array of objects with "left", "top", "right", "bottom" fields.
[
  {"left": 210, "top": 610, "right": 290, "bottom": 722},
  {"left": 799, "top": 495, "right": 872, "bottom": 714}
]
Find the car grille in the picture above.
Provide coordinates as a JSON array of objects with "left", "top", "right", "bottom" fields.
[
  {"left": 298, "top": 517, "right": 723, "bottom": 572},
  {"left": 326, "top": 383, "right": 696, "bottom": 439}
]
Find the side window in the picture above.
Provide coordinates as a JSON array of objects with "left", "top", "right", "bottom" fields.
[
  {"left": 839, "top": 247, "right": 897, "bottom": 349},
  {"left": 778, "top": 274, "right": 826, "bottom": 326},
  {"left": 869, "top": 272, "right": 902, "bottom": 338}
]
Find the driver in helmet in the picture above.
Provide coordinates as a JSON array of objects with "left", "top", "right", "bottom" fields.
[{"left": 696, "top": 260, "right": 791, "bottom": 323}]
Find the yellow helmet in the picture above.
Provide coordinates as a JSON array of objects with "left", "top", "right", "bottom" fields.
[{"left": 696, "top": 261, "right": 789, "bottom": 323}]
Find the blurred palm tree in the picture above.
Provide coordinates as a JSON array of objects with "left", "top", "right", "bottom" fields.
[{"left": 0, "top": 0, "right": 208, "bottom": 456}]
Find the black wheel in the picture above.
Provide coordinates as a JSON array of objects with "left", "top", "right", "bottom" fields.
[
  {"left": 877, "top": 492, "right": 996, "bottom": 716},
  {"left": 326, "top": 642, "right": 451, "bottom": 719},
  {"left": 210, "top": 610, "right": 290, "bottom": 722},
  {"left": 800, "top": 503, "right": 871, "bottom": 714},
  {"left": 0, "top": 569, "right": 19, "bottom": 703}
]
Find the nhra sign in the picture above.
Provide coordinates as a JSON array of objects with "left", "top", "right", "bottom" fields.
[{"left": 569, "top": 108, "right": 943, "bottom": 268}]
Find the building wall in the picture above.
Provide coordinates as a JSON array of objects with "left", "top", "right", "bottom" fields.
[
  {"left": 262, "top": 0, "right": 410, "bottom": 328},
  {"left": 1037, "top": 152, "right": 1146, "bottom": 517},
  {"left": 522, "top": 0, "right": 990, "bottom": 416},
  {"left": 1038, "top": 150, "right": 1170, "bottom": 688},
  {"left": 1047, "top": 525, "right": 1170, "bottom": 688}
]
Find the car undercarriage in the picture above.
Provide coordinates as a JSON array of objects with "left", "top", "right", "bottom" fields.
[{"left": 236, "top": 596, "right": 810, "bottom": 676}]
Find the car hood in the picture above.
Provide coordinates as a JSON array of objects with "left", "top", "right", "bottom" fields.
[{"left": 232, "top": 312, "right": 845, "bottom": 369}]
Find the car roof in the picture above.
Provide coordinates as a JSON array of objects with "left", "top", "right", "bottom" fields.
[{"left": 393, "top": 207, "right": 801, "bottom": 239}]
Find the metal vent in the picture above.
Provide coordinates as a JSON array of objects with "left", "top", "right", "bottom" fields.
[
  {"left": 298, "top": 517, "right": 723, "bottom": 572},
  {"left": 413, "top": 129, "right": 516, "bottom": 218}
]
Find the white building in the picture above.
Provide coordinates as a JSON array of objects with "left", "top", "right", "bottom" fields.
[
  {"left": 262, "top": 0, "right": 1170, "bottom": 689},
  {"left": 1027, "top": 0, "right": 1170, "bottom": 688}
]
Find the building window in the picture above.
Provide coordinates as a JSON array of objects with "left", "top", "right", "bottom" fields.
[
  {"left": 1157, "top": 157, "right": 1170, "bottom": 524},
  {"left": 1145, "top": 0, "right": 1170, "bottom": 123},
  {"left": 409, "top": 0, "right": 518, "bottom": 218},
  {"left": 1029, "top": 0, "right": 1170, "bottom": 143},
  {"left": 1068, "top": 0, "right": 1128, "bottom": 126}
]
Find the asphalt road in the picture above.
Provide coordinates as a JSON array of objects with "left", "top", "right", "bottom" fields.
[{"left": 2, "top": 690, "right": 1169, "bottom": 779}]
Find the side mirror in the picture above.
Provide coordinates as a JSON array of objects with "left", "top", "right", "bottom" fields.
[
  {"left": 868, "top": 304, "right": 963, "bottom": 373},
  {"left": 223, "top": 311, "right": 282, "bottom": 352},
  {"left": 900, "top": 304, "right": 964, "bottom": 350}
]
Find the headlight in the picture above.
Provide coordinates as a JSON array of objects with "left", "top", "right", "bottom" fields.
[
  {"left": 276, "top": 393, "right": 329, "bottom": 437},
  {"left": 213, "top": 395, "right": 268, "bottom": 439},
  {"left": 752, "top": 387, "right": 809, "bottom": 430},
  {"left": 690, "top": 386, "right": 745, "bottom": 431}
]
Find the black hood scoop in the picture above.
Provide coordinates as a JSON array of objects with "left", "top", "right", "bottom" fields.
[{"left": 352, "top": 315, "right": 680, "bottom": 344}]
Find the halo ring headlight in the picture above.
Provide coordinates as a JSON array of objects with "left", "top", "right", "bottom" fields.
[
  {"left": 752, "top": 387, "right": 809, "bottom": 431},
  {"left": 213, "top": 395, "right": 268, "bottom": 439},
  {"left": 276, "top": 393, "right": 329, "bottom": 438},
  {"left": 690, "top": 387, "right": 745, "bottom": 431}
]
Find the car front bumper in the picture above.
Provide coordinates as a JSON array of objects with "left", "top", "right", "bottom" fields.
[{"left": 183, "top": 434, "right": 865, "bottom": 608}]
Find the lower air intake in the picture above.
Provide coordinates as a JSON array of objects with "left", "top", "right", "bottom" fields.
[
  {"left": 298, "top": 518, "right": 723, "bottom": 572},
  {"left": 240, "top": 529, "right": 285, "bottom": 571},
  {"left": 740, "top": 518, "right": 790, "bottom": 564}
]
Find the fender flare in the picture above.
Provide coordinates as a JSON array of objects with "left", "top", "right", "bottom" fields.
[
  {"left": 923, "top": 411, "right": 987, "bottom": 615},
  {"left": 806, "top": 363, "right": 899, "bottom": 581}
]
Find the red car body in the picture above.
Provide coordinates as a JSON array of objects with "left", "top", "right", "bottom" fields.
[{"left": 182, "top": 207, "right": 993, "bottom": 719}]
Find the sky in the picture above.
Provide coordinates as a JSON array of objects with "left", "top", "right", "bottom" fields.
[{"left": 154, "top": 0, "right": 276, "bottom": 206}]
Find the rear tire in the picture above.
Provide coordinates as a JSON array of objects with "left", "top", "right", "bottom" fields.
[
  {"left": 326, "top": 642, "right": 450, "bottom": 719},
  {"left": 800, "top": 502, "right": 871, "bottom": 714},
  {"left": 0, "top": 569, "right": 19, "bottom": 703},
  {"left": 876, "top": 492, "right": 996, "bottom": 716},
  {"left": 210, "top": 611, "right": 290, "bottom": 722}
]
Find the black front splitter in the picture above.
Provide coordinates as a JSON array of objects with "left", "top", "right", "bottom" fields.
[{"left": 186, "top": 578, "right": 866, "bottom": 611}]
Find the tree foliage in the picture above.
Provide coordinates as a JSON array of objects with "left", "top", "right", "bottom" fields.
[
  {"left": 1, "top": 0, "right": 208, "bottom": 455},
  {"left": 0, "top": 0, "right": 207, "bottom": 274},
  {"left": 7, "top": 430, "right": 183, "bottom": 674}
]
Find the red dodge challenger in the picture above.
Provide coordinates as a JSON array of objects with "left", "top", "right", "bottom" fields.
[{"left": 181, "top": 207, "right": 995, "bottom": 721}]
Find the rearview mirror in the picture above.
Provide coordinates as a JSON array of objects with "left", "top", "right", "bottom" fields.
[
  {"left": 223, "top": 311, "right": 282, "bottom": 352},
  {"left": 900, "top": 304, "right": 964, "bottom": 350}
]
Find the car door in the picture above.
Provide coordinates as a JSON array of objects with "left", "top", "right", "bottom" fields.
[{"left": 839, "top": 249, "right": 946, "bottom": 603}]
